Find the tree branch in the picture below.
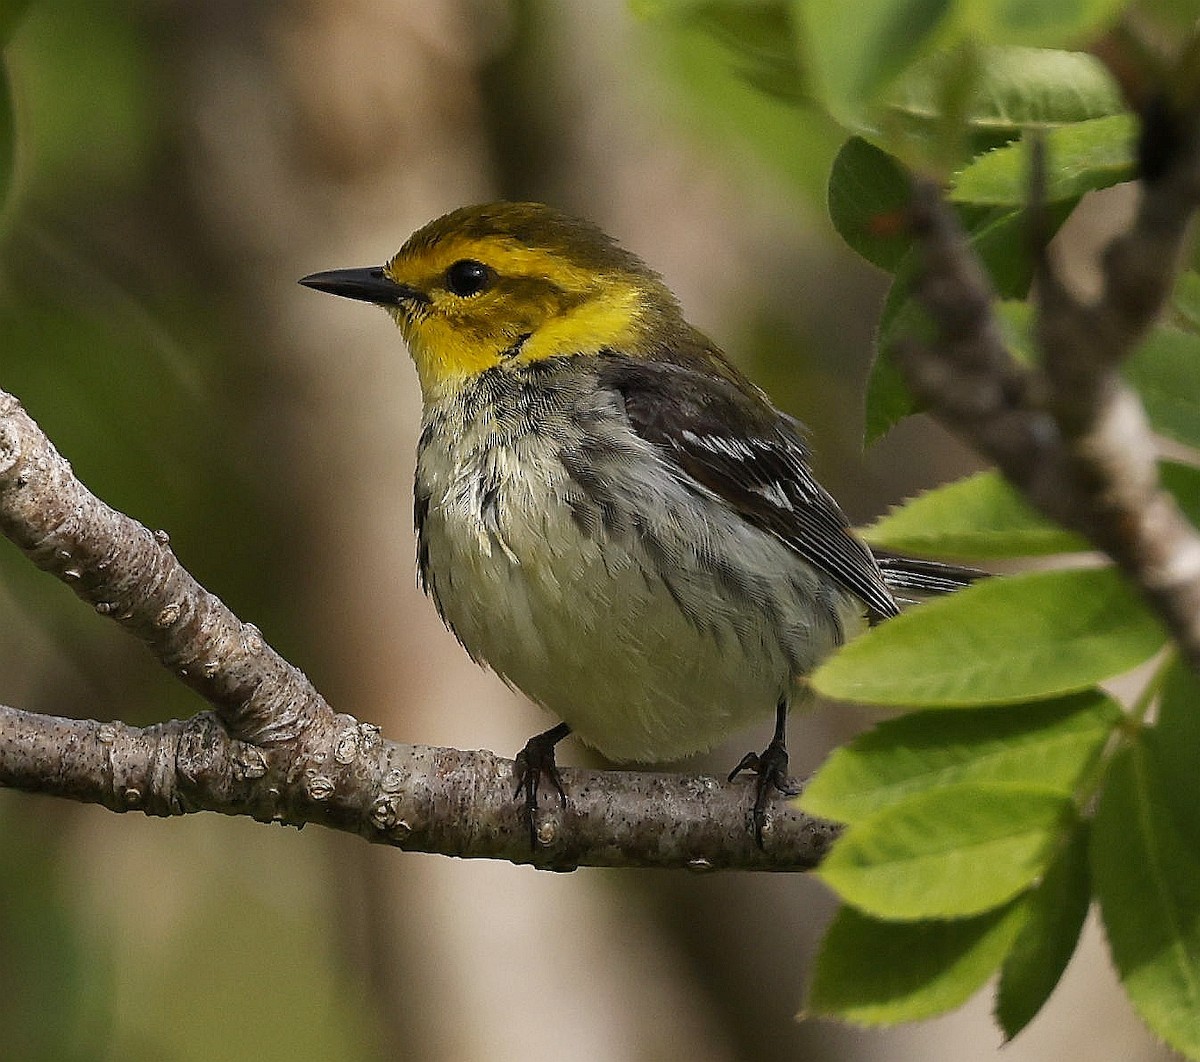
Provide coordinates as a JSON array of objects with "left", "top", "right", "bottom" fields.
[
  {"left": 891, "top": 79, "right": 1200, "bottom": 672},
  {"left": 0, "top": 390, "right": 837, "bottom": 871}
]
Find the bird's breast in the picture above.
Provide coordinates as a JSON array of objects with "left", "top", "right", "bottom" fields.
[{"left": 412, "top": 365, "right": 863, "bottom": 762}]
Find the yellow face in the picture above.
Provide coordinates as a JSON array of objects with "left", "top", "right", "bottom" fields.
[{"left": 377, "top": 203, "right": 681, "bottom": 398}]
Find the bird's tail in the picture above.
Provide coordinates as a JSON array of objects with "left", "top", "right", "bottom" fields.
[{"left": 873, "top": 550, "right": 987, "bottom": 602}]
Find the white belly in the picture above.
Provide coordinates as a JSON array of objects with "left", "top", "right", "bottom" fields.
[{"left": 417, "top": 413, "right": 864, "bottom": 763}]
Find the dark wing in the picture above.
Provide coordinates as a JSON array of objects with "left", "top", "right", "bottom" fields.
[{"left": 597, "top": 355, "right": 900, "bottom": 621}]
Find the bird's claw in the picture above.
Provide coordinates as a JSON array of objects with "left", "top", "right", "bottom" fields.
[
  {"left": 513, "top": 730, "right": 568, "bottom": 847},
  {"left": 728, "top": 738, "right": 800, "bottom": 847}
]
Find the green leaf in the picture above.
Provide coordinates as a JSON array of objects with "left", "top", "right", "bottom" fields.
[
  {"left": 955, "top": 0, "right": 1126, "bottom": 47},
  {"left": 796, "top": 0, "right": 952, "bottom": 124},
  {"left": 813, "top": 566, "right": 1167, "bottom": 707},
  {"left": 950, "top": 114, "right": 1134, "bottom": 207},
  {"left": 1172, "top": 271, "right": 1200, "bottom": 332},
  {"left": 995, "top": 820, "right": 1091, "bottom": 1039},
  {"left": 1092, "top": 741, "right": 1200, "bottom": 1060},
  {"left": 635, "top": 0, "right": 809, "bottom": 102},
  {"left": 867, "top": 292, "right": 928, "bottom": 440},
  {"left": 859, "top": 461, "right": 1200, "bottom": 562},
  {"left": 807, "top": 901, "right": 1027, "bottom": 1024},
  {"left": 800, "top": 690, "right": 1121, "bottom": 824},
  {"left": 1147, "top": 658, "right": 1200, "bottom": 850},
  {"left": 994, "top": 295, "right": 1037, "bottom": 360},
  {"left": 1125, "top": 325, "right": 1200, "bottom": 449},
  {"left": 1160, "top": 461, "right": 1200, "bottom": 533},
  {"left": 816, "top": 783, "right": 1074, "bottom": 918},
  {"left": 887, "top": 45, "right": 1124, "bottom": 145},
  {"left": 828, "top": 137, "right": 912, "bottom": 271},
  {"left": 964, "top": 206, "right": 1079, "bottom": 298},
  {"left": 861, "top": 469, "right": 1087, "bottom": 558}
]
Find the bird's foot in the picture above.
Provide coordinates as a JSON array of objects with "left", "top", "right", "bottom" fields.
[
  {"left": 728, "top": 737, "right": 801, "bottom": 847},
  {"left": 513, "top": 723, "right": 570, "bottom": 847}
]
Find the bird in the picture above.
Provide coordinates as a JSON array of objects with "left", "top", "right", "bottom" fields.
[{"left": 299, "top": 202, "right": 971, "bottom": 845}]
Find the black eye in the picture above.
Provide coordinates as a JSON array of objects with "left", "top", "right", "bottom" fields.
[{"left": 445, "top": 259, "right": 491, "bottom": 297}]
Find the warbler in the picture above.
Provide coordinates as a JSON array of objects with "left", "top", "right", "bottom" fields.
[{"left": 300, "top": 203, "right": 964, "bottom": 844}]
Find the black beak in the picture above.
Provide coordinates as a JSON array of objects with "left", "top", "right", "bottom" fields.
[{"left": 298, "top": 266, "right": 419, "bottom": 306}]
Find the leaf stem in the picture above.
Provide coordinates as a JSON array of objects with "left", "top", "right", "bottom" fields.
[{"left": 1076, "top": 649, "right": 1175, "bottom": 811}]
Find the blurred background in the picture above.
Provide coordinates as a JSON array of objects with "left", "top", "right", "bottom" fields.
[{"left": 0, "top": 2, "right": 1174, "bottom": 1059}]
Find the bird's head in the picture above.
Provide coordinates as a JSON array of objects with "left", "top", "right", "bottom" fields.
[{"left": 300, "top": 202, "right": 682, "bottom": 398}]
